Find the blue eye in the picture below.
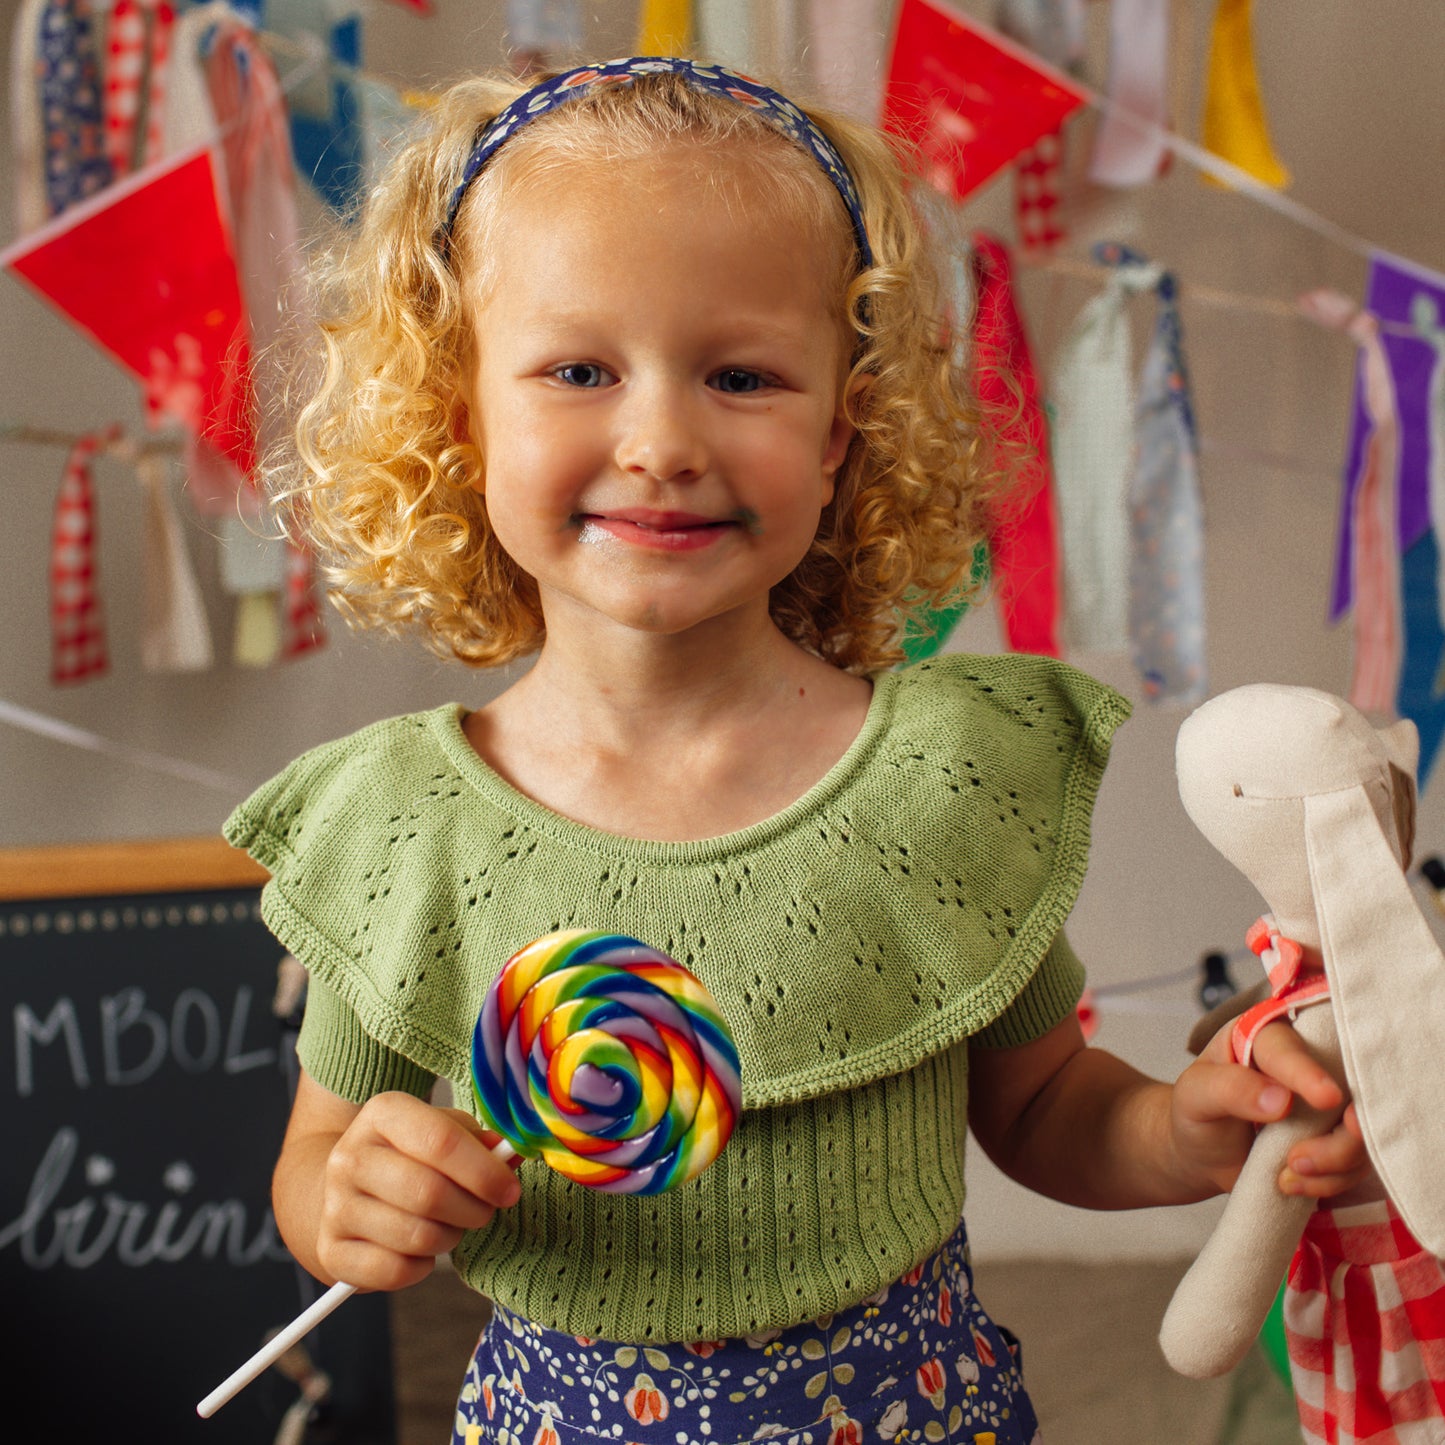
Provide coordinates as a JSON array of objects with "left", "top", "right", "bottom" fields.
[
  {"left": 554, "top": 363, "right": 611, "bottom": 388},
  {"left": 712, "top": 369, "right": 766, "bottom": 395}
]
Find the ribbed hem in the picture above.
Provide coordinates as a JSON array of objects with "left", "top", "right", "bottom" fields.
[
  {"left": 971, "top": 931, "right": 1086, "bottom": 1049},
  {"left": 298, "top": 976, "right": 436, "bottom": 1104}
]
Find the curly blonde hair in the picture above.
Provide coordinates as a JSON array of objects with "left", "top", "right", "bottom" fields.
[{"left": 277, "top": 69, "right": 996, "bottom": 675}]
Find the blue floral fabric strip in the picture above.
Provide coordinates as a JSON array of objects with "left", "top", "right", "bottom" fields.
[
  {"left": 451, "top": 1218, "right": 1040, "bottom": 1444},
  {"left": 439, "top": 56, "right": 874, "bottom": 269}
]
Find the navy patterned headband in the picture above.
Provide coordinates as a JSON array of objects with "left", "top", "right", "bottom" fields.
[{"left": 438, "top": 56, "right": 874, "bottom": 269}]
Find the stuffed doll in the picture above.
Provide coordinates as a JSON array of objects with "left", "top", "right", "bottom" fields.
[{"left": 1157, "top": 684, "right": 1445, "bottom": 1442}]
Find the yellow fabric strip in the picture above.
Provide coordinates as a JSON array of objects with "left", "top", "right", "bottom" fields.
[
  {"left": 1202, "top": 0, "right": 1289, "bottom": 189},
  {"left": 637, "top": 0, "right": 692, "bottom": 55}
]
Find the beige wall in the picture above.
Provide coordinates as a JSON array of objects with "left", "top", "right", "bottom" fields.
[{"left": 3, "top": 1, "right": 1441, "bottom": 1260}]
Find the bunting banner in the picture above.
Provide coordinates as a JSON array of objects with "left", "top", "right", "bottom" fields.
[
  {"left": 1089, "top": 0, "right": 1171, "bottom": 188},
  {"left": 1201, "top": 0, "right": 1289, "bottom": 189},
  {"left": 883, "top": 0, "right": 1086, "bottom": 203},
  {"left": 2, "top": 145, "right": 257, "bottom": 479},
  {"left": 972, "top": 233, "right": 1062, "bottom": 657}
]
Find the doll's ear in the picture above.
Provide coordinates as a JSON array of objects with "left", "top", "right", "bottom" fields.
[
  {"left": 1379, "top": 716, "right": 1420, "bottom": 866},
  {"left": 1305, "top": 783, "right": 1445, "bottom": 1256}
]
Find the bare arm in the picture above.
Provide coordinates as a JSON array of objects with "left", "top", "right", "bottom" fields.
[
  {"left": 967, "top": 1012, "right": 1365, "bottom": 1210},
  {"left": 273, "top": 1069, "right": 521, "bottom": 1291}
]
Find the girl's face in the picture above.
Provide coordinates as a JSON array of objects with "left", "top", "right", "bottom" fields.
[{"left": 464, "top": 150, "right": 856, "bottom": 648}]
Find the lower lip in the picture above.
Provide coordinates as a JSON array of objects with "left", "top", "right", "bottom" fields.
[{"left": 580, "top": 517, "right": 737, "bottom": 553}]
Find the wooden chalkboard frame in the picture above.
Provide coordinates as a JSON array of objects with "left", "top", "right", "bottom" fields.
[{"left": 0, "top": 835, "right": 267, "bottom": 901}]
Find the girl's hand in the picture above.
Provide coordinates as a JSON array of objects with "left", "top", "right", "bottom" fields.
[
  {"left": 271, "top": 1075, "right": 520, "bottom": 1300},
  {"left": 1171, "top": 1019, "right": 1369, "bottom": 1199},
  {"left": 308, "top": 1086, "right": 521, "bottom": 1293}
]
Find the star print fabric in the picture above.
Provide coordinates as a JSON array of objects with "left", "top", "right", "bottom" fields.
[{"left": 451, "top": 1219, "right": 1040, "bottom": 1444}]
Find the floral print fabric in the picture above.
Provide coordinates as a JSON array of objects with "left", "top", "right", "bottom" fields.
[{"left": 451, "top": 1219, "right": 1040, "bottom": 1444}]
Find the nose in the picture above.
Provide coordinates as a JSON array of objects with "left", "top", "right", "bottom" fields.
[{"left": 612, "top": 377, "right": 708, "bottom": 484}]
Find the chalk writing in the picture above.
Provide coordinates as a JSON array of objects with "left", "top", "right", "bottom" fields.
[
  {"left": 14, "top": 985, "right": 279, "bottom": 1097},
  {"left": 0, "top": 1127, "right": 289, "bottom": 1270}
]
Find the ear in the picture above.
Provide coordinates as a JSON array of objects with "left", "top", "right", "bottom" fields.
[
  {"left": 1305, "top": 783, "right": 1445, "bottom": 1256},
  {"left": 820, "top": 373, "right": 869, "bottom": 502}
]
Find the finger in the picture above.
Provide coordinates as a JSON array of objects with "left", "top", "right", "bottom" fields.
[
  {"left": 1285, "top": 1122, "right": 1371, "bottom": 1190},
  {"left": 1248, "top": 1022, "right": 1346, "bottom": 1113},
  {"left": 368, "top": 1101, "right": 522, "bottom": 1209},
  {"left": 427, "top": 1108, "right": 526, "bottom": 1204},
  {"left": 1174, "top": 1058, "right": 1295, "bottom": 1128},
  {"left": 333, "top": 1190, "right": 472, "bottom": 1262},
  {"left": 347, "top": 1145, "right": 506, "bottom": 1232}
]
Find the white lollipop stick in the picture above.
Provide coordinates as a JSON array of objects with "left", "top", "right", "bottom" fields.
[{"left": 197, "top": 1137, "right": 518, "bottom": 1419}]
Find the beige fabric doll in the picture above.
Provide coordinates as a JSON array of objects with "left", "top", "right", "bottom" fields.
[{"left": 1157, "top": 685, "right": 1445, "bottom": 1430}]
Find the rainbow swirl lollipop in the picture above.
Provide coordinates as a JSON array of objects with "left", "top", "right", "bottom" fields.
[{"left": 472, "top": 930, "right": 742, "bottom": 1194}]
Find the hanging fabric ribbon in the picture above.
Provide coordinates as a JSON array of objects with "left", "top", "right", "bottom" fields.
[
  {"left": 1089, "top": 0, "right": 1171, "bottom": 188},
  {"left": 1201, "top": 0, "right": 1289, "bottom": 189},
  {"left": 637, "top": 0, "right": 691, "bottom": 55},
  {"left": 11, "top": 0, "right": 50, "bottom": 233},
  {"left": 37, "top": 0, "right": 114, "bottom": 217},
  {"left": 1412, "top": 295, "right": 1445, "bottom": 640},
  {"left": 994, "top": 0, "right": 1084, "bottom": 71},
  {"left": 1129, "top": 270, "right": 1207, "bottom": 704},
  {"left": 995, "top": 0, "right": 1083, "bottom": 252},
  {"left": 101, "top": 0, "right": 174, "bottom": 178},
  {"left": 807, "top": 0, "right": 886, "bottom": 123},
  {"left": 1012, "top": 129, "right": 1066, "bottom": 254},
  {"left": 1050, "top": 243, "right": 1162, "bottom": 653},
  {"left": 267, "top": 0, "right": 367, "bottom": 214},
  {"left": 218, "top": 513, "right": 283, "bottom": 667},
  {"left": 971, "top": 233, "right": 1062, "bottom": 657},
  {"left": 697, "top": 0, "right": 753, "bottom": 72},
  {"left": 282, "top": 541, "right": 328, "bottom": 658},
  {"left": 139, "top": 452, "right": 214, "bottom": 672},
  {"left": 206, "top": 14, "right": 304, "bottom": 473},
  {"left": 505, "top": 0, "right": 581, "bottom": 71},
  {"left": 1303, "top": 290, "right": 1402, "bottom": 713},
  {"left": 50, "top": 427, "right": 119, "bottom": 685}
]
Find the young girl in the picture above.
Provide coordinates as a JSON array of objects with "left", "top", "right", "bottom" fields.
[{"left": 227, "top": 58, "right": 1365, "bottom": 1444}]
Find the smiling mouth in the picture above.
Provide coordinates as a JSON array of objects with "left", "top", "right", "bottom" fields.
[{"left": 576, "top": 511, "right": 753, "bottom": 551}]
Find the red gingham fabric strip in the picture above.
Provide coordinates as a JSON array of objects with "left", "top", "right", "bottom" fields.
[
  {"left": 51, "top": 427, "right": 121, "bottom": 685},
  {"left": 139, "top": 2, "right": 175, "bottom": 168},
  {"left": 102, "top": 0, "right": 144, "bottom": 175},
  {"left": 1286, "top": 1201, "right": 1445, "bottom": 1443},
  {"left": 281, "top": 540, "right": 326, "bottom": 659},
  {"left": 1013, "top": 127, "right": 1066, "bottom": 253}
]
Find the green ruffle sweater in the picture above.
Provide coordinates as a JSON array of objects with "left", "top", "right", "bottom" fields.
[{"left": 225, "top": 654, "right": 1129, "bottom": 1343}]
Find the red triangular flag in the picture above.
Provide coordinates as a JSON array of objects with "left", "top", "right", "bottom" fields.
[
  {"left": 2, "top": 145, "right": 256, "bottom": 476},
  {"left": 884, "top": 0, "right": 1086, "bottom": 202}
]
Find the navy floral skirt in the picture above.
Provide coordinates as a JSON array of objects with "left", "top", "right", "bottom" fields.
[{"left": 451, "top": 1219, "right": 1040, "bottom": 1444}]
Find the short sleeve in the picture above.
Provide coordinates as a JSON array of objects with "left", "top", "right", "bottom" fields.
[
  {"left": 969, "top": 931, "right": 1086, "bottom": 1049},
  {"left": 297, "top": 975, "right": 437, "bottom": 1104}
]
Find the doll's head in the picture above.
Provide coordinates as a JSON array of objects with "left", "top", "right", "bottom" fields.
[{"left": 281, "top": 60, "right": 990, "bottom": 672}]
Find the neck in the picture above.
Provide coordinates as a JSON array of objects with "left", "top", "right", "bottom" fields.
[{"left": 523, "top": 611, "right": 827, "bottom": 737}]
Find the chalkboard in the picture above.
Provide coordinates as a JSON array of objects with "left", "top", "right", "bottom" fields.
[{"left": 0, "top": 839, "right": 395, "bottom": 1444}]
